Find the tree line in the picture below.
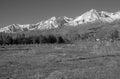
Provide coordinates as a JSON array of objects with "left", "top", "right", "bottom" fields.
[
  {"left": 0, "top": 29, "right": 119, "bottom": 45},
  {"left": 0, "top": 33, "right": 70, "bottom": 45}
]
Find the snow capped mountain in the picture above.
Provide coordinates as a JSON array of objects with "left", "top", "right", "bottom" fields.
[
  {"left": 37, "top": 17, "right": 58, "bottom": 30},
  {"left": 0, "top": 16, "right": 72, "bottom": 33},
  {"left": 71, "top": 9, "right": 120, "bottom": 26},
  {"left": 0, "top": 24, "right": 38, "bottom": 33},
  {"left": 74, "top": 9, "right": 99, "bottom": 24},
  {"left": 1, "top": 9, "right": 120, "bottom": 33}
]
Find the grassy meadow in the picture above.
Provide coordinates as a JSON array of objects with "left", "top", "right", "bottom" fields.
[{"left": 0, "top": 42, "right": 120, "bottom": 79}]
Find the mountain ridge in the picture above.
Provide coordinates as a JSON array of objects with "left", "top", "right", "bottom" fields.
[{"left": 1, "top": 9, "right": 120, "bottom": 33}]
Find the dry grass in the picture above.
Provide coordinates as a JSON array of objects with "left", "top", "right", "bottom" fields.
[{"left": 0, "top": 42, "right": 120, "bottom": 79}]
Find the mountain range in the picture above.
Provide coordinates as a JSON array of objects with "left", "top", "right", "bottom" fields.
[{"left": 0, "top": 9, "right": 120, "bottom": 33}]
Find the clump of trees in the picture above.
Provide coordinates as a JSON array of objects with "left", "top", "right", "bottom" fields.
[
  {"left": 0, "top": 33, "right": 69, "bottom": 45},
  {"left": 109, "top": 30, "right": 119, "bottom": 41}
]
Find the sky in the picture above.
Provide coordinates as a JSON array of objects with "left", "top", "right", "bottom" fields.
[{"left": 0, "top": 0, "right": 120, "bottom": 27}]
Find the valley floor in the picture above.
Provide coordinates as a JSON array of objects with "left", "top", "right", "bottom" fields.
[{"left": 0, "top": 42, "right": 120, "bottom": 79}]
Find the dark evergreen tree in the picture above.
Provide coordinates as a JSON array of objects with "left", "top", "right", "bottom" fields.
[{"left": 111, "top": 30, "right": 119, "bottom": 40}]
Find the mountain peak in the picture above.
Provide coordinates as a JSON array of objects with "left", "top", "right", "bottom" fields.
[
  {"left": 73, "top": 9, "right": 99, "bottom": 25},
  {"left": 90, "top": 9, "right": 97, "bottom": 12}
]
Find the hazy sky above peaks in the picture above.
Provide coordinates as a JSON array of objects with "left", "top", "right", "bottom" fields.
[{"left": 0, "top": 0, "right": 120, "bottom": 27}]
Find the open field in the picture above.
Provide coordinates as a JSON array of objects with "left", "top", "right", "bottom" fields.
[{"left": 1, "top": 42, "right": 120, "bottom": 79}]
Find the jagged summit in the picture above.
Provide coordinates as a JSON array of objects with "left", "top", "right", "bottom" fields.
[
  {"left": 37, "top": 16, "right": 58, "bottom": 30},
  {"left": 1, "top": 9, "right": 120, "bottom": 33},
  {"left": 73, "top": 9, "right": 99, "bottom": 24}
]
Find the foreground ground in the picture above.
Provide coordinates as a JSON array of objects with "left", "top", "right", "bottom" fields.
[{"left": 0, "top": 42, "right": 120, "bottom": 79}]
